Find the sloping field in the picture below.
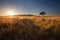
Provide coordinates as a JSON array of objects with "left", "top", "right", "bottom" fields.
[
  {"left": 0, "top": 16, "right": 60, "bottom": 40},
  {"left": 0, "top": 16, "right": 60, "bottom": 29}
]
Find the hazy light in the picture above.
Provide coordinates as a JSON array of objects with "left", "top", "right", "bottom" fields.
[
  {"left": 6, "top": 10, "right": 16, "bottom": 16},
  {"left": 7, "top": 11, "right": 14, "bottom": 15}
]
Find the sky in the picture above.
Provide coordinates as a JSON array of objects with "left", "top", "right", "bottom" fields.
[{"left": 0, "top": 0, "right": 60, "bottom": 16}]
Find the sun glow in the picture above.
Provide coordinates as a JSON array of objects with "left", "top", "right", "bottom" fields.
[
  {"left": 7, "top": 11, "right": 15, "bottom": 15},
  {"left": 6, "top": 10, "right": 15, "bottom": 16}
]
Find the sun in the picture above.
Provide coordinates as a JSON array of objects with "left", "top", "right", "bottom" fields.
[
  {"left": 7, "top": 11, "right": 15, "bottom": 16},
  {"left": 7, "top": 11, "right": 14, "bottom": 16},
  {"left": 5, "top": 9, "right": 19, "bottom": 16}
]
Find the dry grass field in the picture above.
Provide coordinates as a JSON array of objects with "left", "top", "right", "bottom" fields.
[{"left": 0, "top": 16, "right": 60, "bottom": 40}]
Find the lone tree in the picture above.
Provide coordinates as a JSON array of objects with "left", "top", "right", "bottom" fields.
[{"left": 39, "top": 11, "right": 46, "bottom": 16}]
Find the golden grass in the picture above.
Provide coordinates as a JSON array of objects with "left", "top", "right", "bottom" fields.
[
  {"left": 0, "top": 16, "right": 60, "bottom": 40},
  {"left": 0, "top": 16, "right": 60, "bottom": 29}
]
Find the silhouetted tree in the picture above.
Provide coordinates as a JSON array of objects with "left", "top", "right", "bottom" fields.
[
  {"left": 39, "top": 11, "right": 46, "bottom": 16},
  {"left": 39, "top": 11, "right": 46, "bottom": 20}
]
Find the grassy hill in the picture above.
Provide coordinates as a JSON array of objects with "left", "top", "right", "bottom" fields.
[{"left": 0, "top": 16, "right": 60, "bottom": 40}]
